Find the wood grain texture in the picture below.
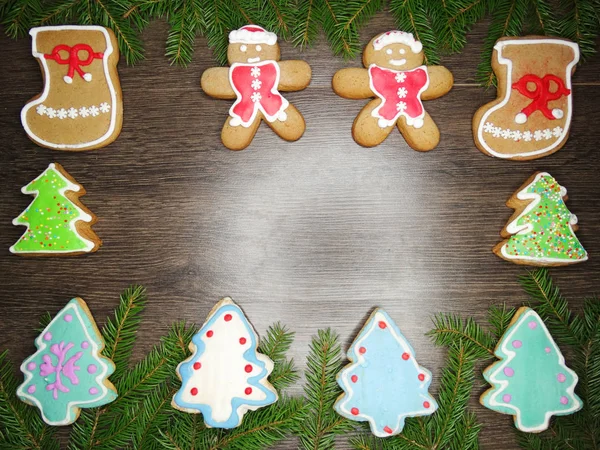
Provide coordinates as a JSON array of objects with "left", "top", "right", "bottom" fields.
[{"left": 1, "top": 12, "right": 599, "bottom": 449}]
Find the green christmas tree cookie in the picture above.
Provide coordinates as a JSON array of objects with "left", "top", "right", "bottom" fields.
[
  {"left": 10, "top": 163, "right": 101, "bottom": 256},
  {"left": 480, "top": 307, "right": 582, "bottom": 432},
  {"left": 494, "top": 172, "right": 587, "bottom": 266}
]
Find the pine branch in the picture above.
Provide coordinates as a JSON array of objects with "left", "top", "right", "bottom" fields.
[
  {"left": 558, "top": 0, "right": 600, "bottom": 60},
  {"left": 526, "top": 0, "right": 559, "bottom": 35},
  {"left": 433, "top": 0, "right": 489, "bottom": 54},
  {"left": 297, "top": 328, "right": 354, "bottom": 450},
  {"left": 0, "top": 351, "right": 59, "bottom": 450},
  {"left": 292, "top": 0, "right": 320, "bottom": 49},
  {"left": 244, "top": 0, "right": 294, "bottom": 39},
  {"left": 200, "top": 0, "right": 250, "bottom": 65},
  {"left": 165, "top": 0, "right": 203, "bottom": 66},
  {"left": 1, "top": 0, "right": 42, "bottom": 38},
  {"left": 449, "top": 411, "right": 480, "bottom": 450},
  {"left": 390, "top": 0, "right": 440, "bottom": 65},
  {"left": 258, "top": 322, "right": 299, "bottom": 391},
  {"left": 36, "top": 311, "right": 52, "bottom": 332},
  {"left": 428, "top": 313, "right": 496, "bottom": 358},
  {"left": 487, "top": 303, "right": 516, "bottom": 340}
]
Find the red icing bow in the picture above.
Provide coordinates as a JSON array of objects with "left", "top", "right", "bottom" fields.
[
  {"left": 44, "top": 44, "right": 104, "bottom": 84},
  {"left": 512, "top": 74, "right": 571, "bottom": 122}
]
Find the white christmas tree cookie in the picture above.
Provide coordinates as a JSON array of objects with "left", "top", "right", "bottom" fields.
[
  {"left": 481, "top": 307, "right": 582, "bottom": 432},
  {"left": 334, "top": 308, "right": 438, "bottom": 437},
  {"left": 172, "top": 297, "right": 278, "bottom": 428},
  {"left": 17, "top": 298, "right": 117, "bottom": 425}
]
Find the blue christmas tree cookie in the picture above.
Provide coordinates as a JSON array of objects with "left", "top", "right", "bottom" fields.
[
  {"left": 17, "top": 298, "right": 117, "bottom": 425},
  {"left": 172, "top": 297, "right": 278, "bottom": 428},
  {"left": 335, "top": 308, "right": 438, "bottom": 437},
  {"left": 481, "top": 307, "right": 582, "bottom": 432}
]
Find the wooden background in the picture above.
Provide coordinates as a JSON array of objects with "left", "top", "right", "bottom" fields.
[{"left": 1, "top": 12, "right": 599, "bottom": 449}]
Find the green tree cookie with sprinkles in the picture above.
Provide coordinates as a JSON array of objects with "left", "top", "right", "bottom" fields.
[
  {"left": 17, "top": 298, "right": 118, "bottom": 425},
  {"left": 494, "top": 171, "right": 587, "bottom": 266},
  {"left": 10, "top": 163, "right": 101, "bottom": 256},
  {"left": 334, "top": 308, "right": 438, "bottom": 437},
  {"left": 480, "top": 307, "right": 582, "bottom": 432}
]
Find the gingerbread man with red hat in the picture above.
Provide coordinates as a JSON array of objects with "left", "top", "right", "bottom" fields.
[
  {"left": 201, "top": 25, "right": 312, "bottom": 150},
  {"left": 333, "top": 30, "right": 453, "bottom": 151}
]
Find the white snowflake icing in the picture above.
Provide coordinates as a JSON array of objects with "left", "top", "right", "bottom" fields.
[
  {"left": 251, "top": 92, "right": 262, "bottom": 103},
  {"left": 36, "top": 104, "right": 47, "bottom": 116},
  {"left": 99, "top": 102, "right": 111, "bottom": 113},
  {"left": 552, "top": 126, "right": 563, "bottom": 137},
  {"left": 397, "top": 87, "right": 408, "bottom": 99},
  {"left": 79, "top": 107, "right": 90, "bottom": 118},
  {"left": 251, "top": 66, "right": 261, "bottom": 78},
  {"left": 534, "top": 130, "right": 543, "bottom": 141},
  {"left": 501, "top": 129, "right": 511, "bottom": 139},
  {"left": 483, "top": 122, "right": 494, "bottom": 133},
  {"left": 89, "top": 105, "right": 100, "bottom": 117},
  {"left": 67, "top": 107, "right": 78, "bottom": 119},
  {"left": 542, "top": 129, "right": 552, "bottom": 140},
  {"left": 512, "top": 130, "right": 522, "bottom": 141},
  {"left": 395, "top": 72, "right": 407, "bottom": 83},
  {"left": 57, "top": 108, "right": 68, "bottom": 120},
  {"left": 251, "top": 79, "right": 262, "bottom": 90},
  {"left": 523, "top": 131, "right": 532, "bottom": 142},
  {"left": 46, "top": 108, "right": 57, "bottom": 119},
  {"left": 396, "top": 101, "right": 407, "bottom": 112},
  {"left": 492, "top": 127, "right": 502, "bottom": 138}
]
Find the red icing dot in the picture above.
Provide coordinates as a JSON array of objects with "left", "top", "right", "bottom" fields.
[
  {"left": 206, "top": 330, "right": 214, "bottom": 338},
  {"left": 239, "top": 337, "right": 247, "bottom": 345},
  {"left": 191, "top": 387, "right": 198, "bottom": 396},
  {"left": 384, "top": 426, "right": 393, "bottom": 434},
  {"left": 423, "top": 401, "right": 430, "bottom": 408},
  {"left": 402, "top": 353, "right": 410, "bottom": 360},
  {"left": 359, "top": 347, "right": 366, "bottom": 354},
  {"left": 418, "top": 374, "right": 425, "bottom": 381},
  {"left": 193, "top": 362, "right": 201, "bottom": 370},
  {"left": 351, "top": 375, "right": 358, "bottom": 383},
  {"left": 245, "top": 364, "right": 252, "bottom": 373},
  {"left": 245, "top": 387, "right": 252, "bottom": 395},
  {"left": 378, "top": 321, "right": 387, "bottom": 329},
  {"left": 224, "top": 314, "right": 232, "bottom": 322},
  {"left": 351, "top": 407, "right": 359, "bottom": 416}
]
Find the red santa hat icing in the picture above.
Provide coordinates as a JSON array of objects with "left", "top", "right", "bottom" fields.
[
  {"left": 229, "top": 25, "right": 278, "bottom": 46},
  {"left": 373, "top": 30, "right": 423, "bottom": 54}
]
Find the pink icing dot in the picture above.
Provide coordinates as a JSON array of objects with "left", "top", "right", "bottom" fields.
[
  {"left": 81, "top": 341, "right": 89, "bottom": 349},
  {"left": 87, "top": 364, "right": 97, "bottom": 374},
  {"left": 545, "top": 347, "right": 551, "bottom": 353},
  {"left": 503, "top": 367, "right": 515, "bottom": 377},
  {"left": 43, "top": 332, "right": 52, "bottom": 341},
  {"left": 528, "top": 321, "right": 537, "bottom": 329},
  {"left": 27, "top": 362, "right": 36, "bottom": 371},
  {"left": 89, "top": 387, "right": 98, "bottom": 395},
  {"left": 560, "top": 396, "right": 569, "bottom": 405},
  {"left": 557, "top": 373, "right": 566, "bottom": 383},
  {"left": 27, "top": 385, "right": 36, "bottom": 394},
  {"left": 512, "top": 340, "right": 522, "bottom": 349},
  {"left": 502, "top": 394, "right": 512, "bottom": 403},
  {"left": 64, "top": 314, "right": 73, "bottom": 322}
]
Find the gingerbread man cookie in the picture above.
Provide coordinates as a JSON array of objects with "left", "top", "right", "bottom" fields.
[
  {"left": 201, "top": 25, "right": 312, "bottom": 150},
  {"left": 333, "top": 31, "right": 453, "bottom": 151}
]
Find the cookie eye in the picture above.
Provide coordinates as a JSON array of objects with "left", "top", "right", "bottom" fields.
[
  {"left": 240, "top": 45, "right": 247, "bottom": 52},
  {"left": 399, "top": 48, "right": 406, "bottom": 54},
  {"left": 386, "top": 49, "right": 392, "bottom": 55},
  {"left": 256, "top": 45, "right": 262, "bottom": 51}
]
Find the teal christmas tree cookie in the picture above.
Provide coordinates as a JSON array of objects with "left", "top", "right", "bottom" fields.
[
  {"left": 17, "top": 298, "right": 117, "bottom": 425},
  {"left": 494, "top": 172, "right": 587, "bottom": 266},
  {"left": 334, "top": 308, "right": 438, "bottom": 437},
  {"left": 172, "top": 298, "right": 278, "bottom": 428},
  {"left": 10, "top": 163, "right": 101, "bottom": 256},
  {"left": 480, "top": 307, "right": 582, "bottom": 432}
]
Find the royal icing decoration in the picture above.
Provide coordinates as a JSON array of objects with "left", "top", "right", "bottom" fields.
[
  {"left": 35, "top": 102, "right": 111, "bottom": 119},
  {"left": 482, "top": 122, "right": 564, "bottom": 142},
  {"left": 335, "top": 309, "right": 438, "bottom": 437},
  {"left": 17, "top": 298, "right": 117, "bottom": 426},
  {"left": 229, "top": 25, "right": 277, "bottom": 46},
  {"left": 481, "top": 307, "right": 582, "bottom": 432},
  {"left": 369, "top": 65, "right": 429, "bottom": 128},
  {"left": 172, "top": 298, "right": 277, "bottom": 428},
  {"left": 498, "top": 172, "right": 587, "bottom": 264},
  {"left": 372, "top": 30, "right": 423, "bottom": 53},
  {"left": 10, "top": 163, "right": 98, "bottom": 255},
  {"left": 512, "top": 74, "right": 570, "bottom": 124},
  {"left": 229, "top": 61, "right": 288, "bottom": 127},
  {"left": 44, "top": 43, "right": 104, "bottom": 84}
]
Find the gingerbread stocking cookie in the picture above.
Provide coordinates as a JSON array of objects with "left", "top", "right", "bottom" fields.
[
  {"left": 201, "top": 25, "right": 311, "bottom": 150},
  {"left": 332, "top": 31, "right": 453, "bottom": 151},
  {"left": 21, "top": 26, "right": 123, "bottom": 151},
  {"left": 473, "top": 37, "right": 579, "bottom": 160}
]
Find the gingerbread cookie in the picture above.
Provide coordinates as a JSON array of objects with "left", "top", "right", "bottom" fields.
[
  {"left": 200, "top": 25, "right": 312, "bottom": 150},
  {"left": 334, "top": 308, "right": 437, "bottom": 437},
  {"left": 172, "top": 298, "right": 278, "bottom": 428},
  {"left": 332, "top": 30, "right": 453, "bottom": 151},
  {"left": 21, "top": 25, "right": 123, "bottom": 151},
  {"left": 10, "top": 163, "right": 101, "bottom": 256},
  {"left": 17, "top": 298, "right": 117, "bottom": 425},
  {"left": 473, "top": 37, "right": 579, "bottom": 160},
  {"left": 494, "top": 172, "right": 587, "bottom": 266},
  {"left": 481, "top": 307, "right": 582, "bottom": 432}
]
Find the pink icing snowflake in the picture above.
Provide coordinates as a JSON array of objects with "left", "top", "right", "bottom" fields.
[{"left": 39, "top": 342, "right": 82, "bottom": 400}]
